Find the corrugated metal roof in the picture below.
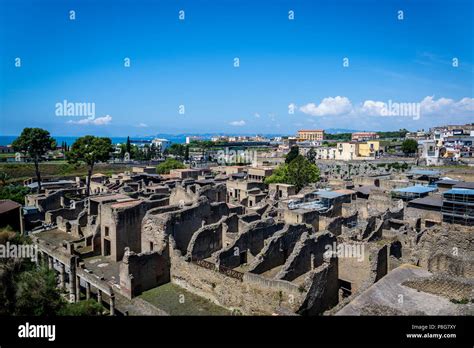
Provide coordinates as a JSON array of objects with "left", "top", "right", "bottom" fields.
[
  {"left": 27, "top": 180, "right": 75, "bottom": 189},
  {"left": 409, "top": 196, "right": 443, "bottom": 207},
  {"left": 392, "top": 185, "right": 437, "bottom": 194},
  {"left": 408, "top": 169, "right": 441, "bottom": 176},
  {"left": 444, "top": 188, "right": 474, "bottom": 196},
  {"left": 315, "top": 190, "right": 345, "bottom": 199},
  {"left": 355, "top": 186, "right": 378, "bottom": 195},
  {"left": 435, "top": 179, "right": 460, "bottom": 186},
  {"left": 453, "top": 182, "right": 474, "bottom": 190}
]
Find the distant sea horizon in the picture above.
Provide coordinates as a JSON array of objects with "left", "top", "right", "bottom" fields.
[
  {"left": 0, "top": 135, "right": 189, "bottom": 146},
  {"left": 0, "top": 128, "right": 368, "bottom": 146},
  {"left": 0, "top": 133, "right": 281, "bottom": 146}
]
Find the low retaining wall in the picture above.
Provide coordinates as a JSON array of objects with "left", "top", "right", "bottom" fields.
[{"left": 171, "top": 251, "right": 305, "bottom": 315}]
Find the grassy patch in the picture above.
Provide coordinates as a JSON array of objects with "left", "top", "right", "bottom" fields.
[
  {"left": 0, "top": 163, "right": 131, "bottom": 184},
  {"left": 140, "top": 283, "right": 230, "bottom": 316},
  {"left": 450, "top": 298, "right": 470, "bottom": 304}
]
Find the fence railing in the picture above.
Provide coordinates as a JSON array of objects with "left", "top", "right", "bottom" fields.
[{"left": 191, "top": 258, "right": 244, "bottom": 281}]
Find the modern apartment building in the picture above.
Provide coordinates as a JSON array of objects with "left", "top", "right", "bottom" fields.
[{"left": 297, "top": 129, "right": 325, "bottom": 142}]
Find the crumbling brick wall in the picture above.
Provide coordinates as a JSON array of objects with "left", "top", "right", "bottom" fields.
[
  {"left": 141, "top": 198, "right": 214, "bottom": 255},
  {"left": 276, "top": 231, "right": 336, "bottom": 282},
  {"left": 170, "top": 248, "right": 304, "bottom": 315},
  {"left": 216, "top": 219, "right": 285, "bottom": 269},
  {"left": 119, "top": 248, "right": 170, "bottom": 299},
  {"left": 297, "top": 258, "right": 339, "bottom": 315},
  {"left": 46, "top": 200, "right": 86, "bottom": 224},
  {"left": 248, "top": 224, "right": 312, "bottom": 274},
  {"left": 186, "top": 220, "right": 224, "bottom": 261},
  {"left": 410, "top": 226, "right": 474, "bottom": 278},
  {"left": 338, "top": 243, "right": 388, "bottom": 293}
]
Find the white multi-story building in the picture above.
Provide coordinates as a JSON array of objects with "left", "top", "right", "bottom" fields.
[
  {"left": 185, "top": 136, "right": 202, "bottom": 144},
  {"left": 151, "top": 138, "right": 171, "bottom": 152},
  {"left": 335, "top": 142, "right": 358, "bottom": 161},
  {"left": 300, "top": 146, "right": 336, "bottom": 160},
  {"left": 418, "top": 139, "right": 441, "bottom": 165},
  {"left": 315, "top": 147, "right": 336, "bottom": 160}
]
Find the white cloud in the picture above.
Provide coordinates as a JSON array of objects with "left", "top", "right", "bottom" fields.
[
  {"left": 419, "top": 96, "right": 454, "bottom": 114},
  {"left": 136, "top": 122, "right": 148, "bottom": 128},
  {"left": 254, "top": 113, "right": 261, "bottom": 118},
  {"left": 359, "top": 100, "right": 388, "bottom": 116},
  {"left": 358, "top": 96, "right": 474, "bottom": 117},
  {"left": 299, "top": 96, "right": 352, "bottom": 116},
  {"left": 456, "top": 97, "right": 474, "bottom": 112},
  {"left": 229, "top": 120, "right": 246, "bottom": 126},
  {"left": 297, "top": 95, "right": 473, "bottom": 120},
  {"left": 420, "top": 96, "right": 474, "bottom": 115},
  {"left": 68, "top": 115, "right": 112, "bottom": 126}
]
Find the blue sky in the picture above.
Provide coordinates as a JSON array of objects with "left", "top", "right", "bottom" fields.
[{"left": 0, "top": 0, "right": 472, "bottom": 137}]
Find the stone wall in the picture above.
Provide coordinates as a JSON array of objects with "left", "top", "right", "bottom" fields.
[
  {"left": 119, "top": 248, "right": 170, "bottom": 299},
  {"left": 284, "top": 209, "right": 319, "bottom": 232},
  {"left": 208, "top": 202, "right": 230, "bottom": 223},
  {"left": 186, "top": 220, "right": 224, "bottom": 260},
  {"left": 297, "top": 258, "right": 339, "bottom": 315},
  {"left": 338, "top": 243, "right": 388, "bottom": 292},
  {"left": 141, "top": 198, "right": 213, "bottom": 255},
  {"left": 223, "top": 214, "right": 239, "bottom": 233},
  {"left": 276, "top": 231, "right": 336, "bottom": 281},
  {"left": 412, "top": 226, "right": 474, "bottom": 278},
  {"left": 404, "top": 206, "right": 442, "bottom": 229},
  {"left": 169, "top": 183, "right": 225, "bottom": 206},
  {"left": 199, "top": 184, "right": 227, "bottom": 203},
  {"left": 248, "top": 224, "right": 311, "bottom": 274},
  {"left": 169, "top": 185, "right": 195, "bottom": 205},
  {"left": 367, "top": 191, "right": 403, "bottom": 214},
  {"left": 100, "top": 202, "right": 144, "bottom": 261},
  {"left": 46, "top": 200, "right": 86, "bottom": 224},
  {"left": 216, "top": 219, "right": 285, "bottom": 269},
  {"left": 321, "top": 213, "right": 358, "bottom": 236},
  {"left": 170, "top": 248, "right": 304, "bottom": 315}
]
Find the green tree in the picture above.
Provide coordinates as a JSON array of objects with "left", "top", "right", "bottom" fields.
[
  {"left": 12, "top": 128, "right": 56, "bottom": 192},
  {"left": 324, "top": 133, "right": 352, "bottom": 141},
  {"left": 59, "top": 299, "right": 103, "bottom": 316},
  {"left": 264, "top": 165, "right": 288, "bottom": 185},
  {"left": 67, "top": 136, "right": 112, "bottom": 196},
  {"left": 0, "top": 233, "right": 103, "bottom": 316},
  {"left": 156, "top": 158, "right": 186, "bottom": 174},
  {"left": 377, "top": 129, "right": 409, "bottom": 139},
  {"left": 126, "top": 136, "right": 131, "bottom": 154},
  {"left": 14, "top": 266, "right": 65, "bottom": 316},
  {"left": 184, "top": 145, "right": 190, "bottom": 161},
  {"left": 188, "top": 140, "right": 213, "bottom": 160},
  {"left": 0, "top": 185, "right": 30, "bottom": 204},
  {"left": 285, "top": 155, "right": 320, "bottom": 191},
  {"left": 165, "top": 143, "right": 186, "bottom": 158},
  {"left": 401, "top": 139, "right": 418, "bottom": 155},
  {"left": 285, "top": 145, "right": 299, "bottom": 164},
  {"left": 0, "top": 172, "right": 10, "bottom": 186},
  {"left": 149, "top": 143, "right": 158, "bottom": 159},
  {"left": 306, "top": 148, "right": 316, "bottom": 163},
  {"left": 265, "top": 155, "right": 320, "bottom": 191}
]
